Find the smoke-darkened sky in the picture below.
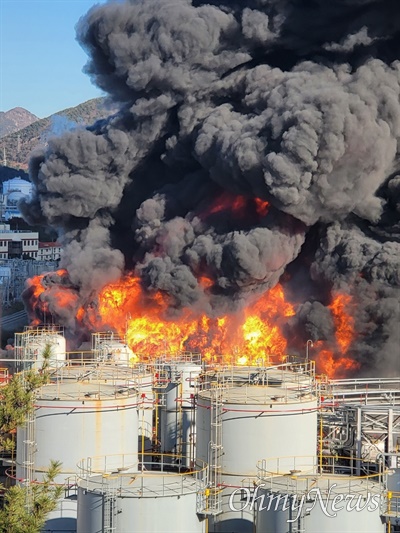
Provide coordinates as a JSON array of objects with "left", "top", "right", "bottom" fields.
[{"left": 21, "top": 0, "right": 400, "bottom": 376}]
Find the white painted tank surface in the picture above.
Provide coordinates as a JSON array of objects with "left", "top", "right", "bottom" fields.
[
  {"left": 43, "top": 498, "right": 78, "bottom": 533},
  {"left": 133, "top": 370, "right": 155, "bottom": 449},
  {"left": 201, "top": 361, "right": 316, "bottom": 393},
  {"left": 156, "top": 358, "right": 202, "bottom": 463},
  {"left": 14, "top": 326, "right": 67, "bottom": 370},
  {"left": 255, "top": 457, "right": 385, "bottom": 533},
  {"left": 97, "top": 341, "right": 136, "bottom": 365},
  {"left": 196, "top": 365, "right": 318, "bottom": 533},
  {"left": 76, "top": 454, "right": 207, "bottom": 533},
  {"left": 16, "top": 365, "right": 140, "bottom": 485}
]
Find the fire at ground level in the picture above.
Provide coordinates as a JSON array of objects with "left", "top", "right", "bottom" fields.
[{"left": 22, "top": 269, "right": 363, "bottom": 378}]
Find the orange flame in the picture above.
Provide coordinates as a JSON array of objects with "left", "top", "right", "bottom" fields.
[
  {"left": 96, "top": 279, "right": 293, "bottom": 365},
  {"left": 315, "top": 293, "right": 360, "bottom": 378},
  {"left": 26, "top": 270, "right": 361, "bottom": 378},
  {"left": 201, "top": 192, "right": 269, "bottom": 221}
]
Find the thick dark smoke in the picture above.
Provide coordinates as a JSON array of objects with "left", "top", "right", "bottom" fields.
[{"left": 21, "top": 0, "right": 400, "bottom": 375}]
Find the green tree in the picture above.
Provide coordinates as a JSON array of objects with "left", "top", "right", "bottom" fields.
[
  {"left": 0, "top": 343, "right": 51, "bottom": 452},
  {"left": 0, "top": 460, "right": 63, "bottom": 533},
  {"left": 0, "top": 344, "right": 64, "bottom": 532}
]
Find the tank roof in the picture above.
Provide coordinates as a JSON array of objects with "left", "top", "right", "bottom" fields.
[
  {"left": 77, "top": 454, "right": 206, "bottom": 497},
  {"left": 36, "top": 363, "right": 153, "bottom": 401},
  {"left": 198, "top": 384, "right": 315, "bottom": 405},
  {"left": 257, "top": 471, "right": 382, "bottom": 497}
]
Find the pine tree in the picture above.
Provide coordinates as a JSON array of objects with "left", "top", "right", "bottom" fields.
[
  {"left": 0, "top": 343, "right": 64, "bottom": 533},
  {"left": 0, "top": 460, "right": 63, "bottom": 533}
]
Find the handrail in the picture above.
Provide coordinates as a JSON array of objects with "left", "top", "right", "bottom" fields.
[
  {"left": 257, "top": 455, "right": 385, "bottom": 480},
  {"left": 76, "top": 453, "right": 208, "bottom": 499}
]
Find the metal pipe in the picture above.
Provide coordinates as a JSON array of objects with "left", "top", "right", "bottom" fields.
[
  {"left": 356, "top": 407, "right": 362, "bottom": 476},
  {"left": 305, "top": 340, "right": 313, "bottom": 365}
]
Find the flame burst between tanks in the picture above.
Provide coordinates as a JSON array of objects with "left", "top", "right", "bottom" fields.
[{"left": 25, "top": 270, "right": 360, "bottom": 377}]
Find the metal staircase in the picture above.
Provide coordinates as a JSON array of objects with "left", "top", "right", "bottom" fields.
[{"left": 204, "top": 387, "right": 223, "bottom": 515}]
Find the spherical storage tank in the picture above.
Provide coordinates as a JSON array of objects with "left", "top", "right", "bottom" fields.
[
  {"left": 196, "top": 367, "right": 318, "bottom": 533},
  {"left": 255, "top": 460, "right": 385, "bottom": 533},
  {"left": 77, "top": 454, "right": 207, "bottom": 533}
]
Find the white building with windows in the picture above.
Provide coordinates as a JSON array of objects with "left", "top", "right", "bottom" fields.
[
  {"left": 0, "top": 224, "right": 39, "bottom": 259},
  {"left": 37, "top": 242, "right": 62, "bottom": 261}
]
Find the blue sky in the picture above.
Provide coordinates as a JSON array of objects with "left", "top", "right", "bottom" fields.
[{"left": 0, "top": 0, "right": 110, "bottom": 118}]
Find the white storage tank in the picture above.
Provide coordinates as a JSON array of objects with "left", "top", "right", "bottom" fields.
[
  {"left": 156, "top": 358, "right": 202, "bottom": 464},
  {"left": 255, "top": 457, "right": 385, "bottom": 533},
  {"left": 97, "top": 340, "right": 135, "bottom": 365},
  {"left": 134, "top": 370, "right": 155, "bottom": 451},
  {"left": 16, "top": 370, "right": 139, "bottom": 484},
  {"left": 77, "top": 454, "right": 207, "bottom": 533},
  {"left": 196, "top": 365, "right": 318, "bottom": 533},
  {"left": 14, "top": 326, "right": 67, "bottom": 370},
  {"left": 42, "top": 498, "right": 78, "bottom": 533}
]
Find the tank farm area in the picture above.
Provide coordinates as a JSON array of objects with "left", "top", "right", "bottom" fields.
[
  {"left": 2, "top": 1, "right": 400, "bottom": 532},
  {"left": 0, "top": 318, "right": 398, "bottom": 533}
]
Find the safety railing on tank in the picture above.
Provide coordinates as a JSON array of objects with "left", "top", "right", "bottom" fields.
[
  {"left": 19, "top": 324, "right": 65, "bottom": 335},
  {"left": 327, "top": 378, "right": 400, "bottom": 406},
  {"left": 256, "top": 455, "right": 386, "bottom": 496},
  {"left": 0, "top": 367, "right": 9, "bottom": 385},
  {"left": 34, "top": 363, "right": 154, "bottom": 402},
  {"left": 76, "top": 453, "right": 207, "bottom": 500},
  {"left": 155, "top": 352, "right": 202, "bottom": 365},
  {"left": 381, "top": 491, "right": 400, "bottom": 518},
  {"left": 198, "top": 360, "right": 316, "bottom": 397}
]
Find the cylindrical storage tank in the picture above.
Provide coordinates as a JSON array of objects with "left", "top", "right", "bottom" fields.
[
  {"left": 3, "top": 177, "right": 32, "bottom": 196},
  {"left": 255, "top": 460, "right": 385, "bottom": 533},
  {"left": 196, "top": 378, "right": 318, "bottom": 533},
  {"left": 134, "top": 371, "right": 155, "bottom": 451},
  {"left": 24, "top": 329, "right": 67, "bottom": 369},
  {"left": 157, "top": 361, "right": 202, "bottom": 464},
  {"left": 77, "top": 454, "right": 207, "bottom": 533},
  {"left": 42, "top": 498, "right": 78, "bottom": 533},
  {"left": 16, "top": 379, "right": 139, "bottom": 484},
  {"left": 32, "top": 333, "right": 66, "bottom": 368},
  {"left": 97, "top": 341, "right": 135, "bottom": 365}
]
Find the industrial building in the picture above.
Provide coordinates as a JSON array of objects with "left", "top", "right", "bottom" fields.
[
  {"left": 0, "top": 224, "right": 39, "bottom": 259},
  {"left": 0, "top": 326, "right": 399, "bottom": 533},
  {"left": 37, "top": 242, "right": 62, "bottom": 262},
  {"left": 0, "top": 258, "right": 58, "bottom": 306}
]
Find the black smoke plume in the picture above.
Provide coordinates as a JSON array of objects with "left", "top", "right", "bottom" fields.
[{"left": 21, "top": 0, "right": 400, "bottom": 376}]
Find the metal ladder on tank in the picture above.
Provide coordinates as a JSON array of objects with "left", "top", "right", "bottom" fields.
[
  {"left": 205, "top": 387, "right": 223, "bottom": 515},
  {"left": 103, "top": 487, "right": 117, "bottom": 533},
  {"left": 22, "top": 393, "right": 36, "bottom": 511}
]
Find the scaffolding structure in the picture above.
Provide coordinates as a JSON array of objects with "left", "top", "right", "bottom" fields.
[{"left": 0, "top": 258, "right": 57, "bottom": 306}]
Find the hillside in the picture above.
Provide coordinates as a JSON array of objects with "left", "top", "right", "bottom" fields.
[
  {"left": 0, "top": 165, "right": 29, "bottom": 183},
  {"left": 0, "top": 107, "right": 39, "bottom": 138},
  {"left": 0, "top": 98, "right": 119, "bottom": 170}
]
